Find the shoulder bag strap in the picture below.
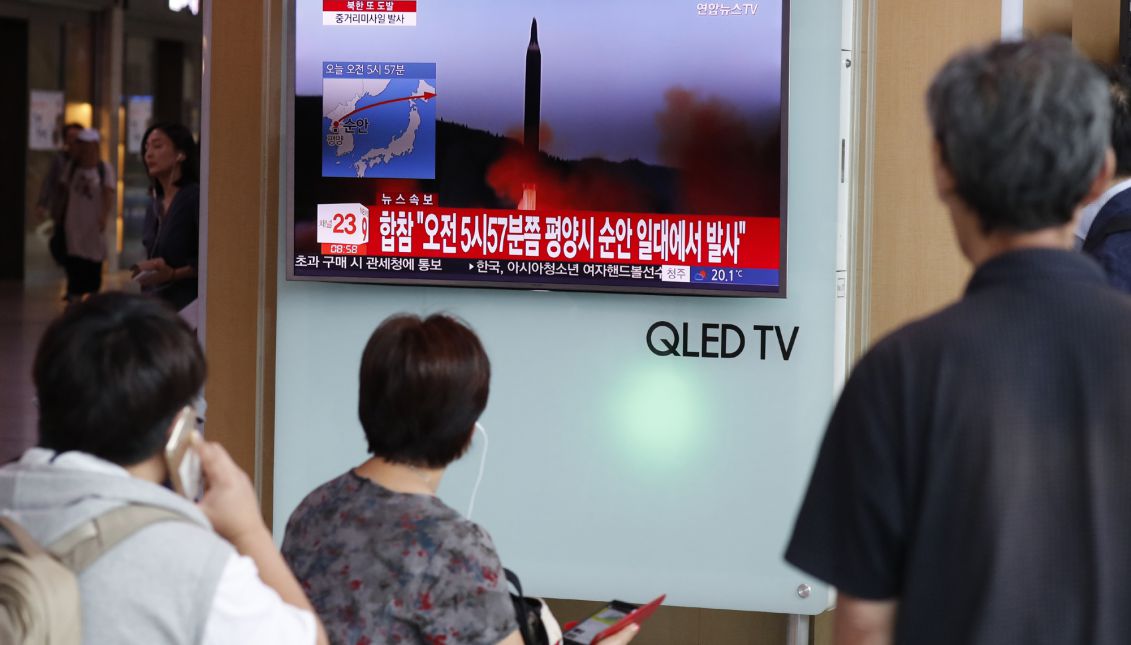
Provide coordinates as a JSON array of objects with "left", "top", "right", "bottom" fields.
[
  {"left": 506, "top": 567, "right": 538, "bottom": 645},
  {"left": 0, "top": 515, "right": 50, "bottom": 558},
  {"left": 48, "top": 505, "right": 189, "bottom": 574}
]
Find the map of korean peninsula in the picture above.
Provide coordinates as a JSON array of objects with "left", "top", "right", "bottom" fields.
[{"left": 321, "top": 63, "right": 437, "bottom": 180}]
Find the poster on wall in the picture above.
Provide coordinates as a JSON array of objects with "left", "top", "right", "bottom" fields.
[
  {"left": 28, "top": 90, "right": 64, "bottom": 151},
  {"left": 290, "top": 1, "right": 788, "bottom": 296},
  {"left": 127, "top": 96, "right": 155, "bottom": 154}
]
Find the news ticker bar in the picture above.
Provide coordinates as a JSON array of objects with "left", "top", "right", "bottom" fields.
[{"left": 314, "top": 204, "right": 781, "bottom": 271}]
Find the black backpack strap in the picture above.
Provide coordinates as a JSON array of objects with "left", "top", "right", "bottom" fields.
[
  {"left": 61, "top": 161, "right": 108, "bottom": 191},
  {"left": 505, "top": 568, "right": 524, "bottom": 596},
  {"left": 56, "top": 160, "right": 76, "bottom": 226},
  {"left": 506, "top": 568, "right": 537, "bottom": 645}
]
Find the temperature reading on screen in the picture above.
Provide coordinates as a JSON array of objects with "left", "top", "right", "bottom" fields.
[
  {"left": 317, "top": 203, "right": 370, "bottom": 245},
  {"left": 711, "top": 269, "right": 743, "bottom": 283}
]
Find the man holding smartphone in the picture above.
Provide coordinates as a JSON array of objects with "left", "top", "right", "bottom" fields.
[{"left": 0, "top": 293, "right": 328, "bottom": 645}]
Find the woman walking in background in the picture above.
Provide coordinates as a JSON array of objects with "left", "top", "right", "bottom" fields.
[{"left": 133, "top": 122, "right": 200, "bottom": 311}]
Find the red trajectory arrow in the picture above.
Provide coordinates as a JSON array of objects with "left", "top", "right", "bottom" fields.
[{"left": 333, "top": 92, "right": 436, "bottom": 128}]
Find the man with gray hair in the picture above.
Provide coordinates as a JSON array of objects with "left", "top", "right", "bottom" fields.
[{"left": 786, "top": 37, "right": 1131, "bottom": 644}]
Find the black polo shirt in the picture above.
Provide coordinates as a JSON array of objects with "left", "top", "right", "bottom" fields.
[{"left": 786, "top": 249, "right": 1131, "bottom": 645}]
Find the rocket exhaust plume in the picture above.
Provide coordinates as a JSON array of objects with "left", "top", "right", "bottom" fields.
[{"left": 487, "top": 126, "right": 650, "bottom": 214}]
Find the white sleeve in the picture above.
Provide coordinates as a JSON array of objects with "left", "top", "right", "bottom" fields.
[{"left": 201, "top": 553, "right": 318, "bottom": 645}]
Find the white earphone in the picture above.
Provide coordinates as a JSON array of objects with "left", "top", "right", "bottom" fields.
[{"left": 466, "top": 422, "right": 489, "bottom": 519}]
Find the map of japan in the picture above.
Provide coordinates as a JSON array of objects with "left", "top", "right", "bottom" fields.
[{"left": 321, "top": 64, "right": 436, "bottom": 179}]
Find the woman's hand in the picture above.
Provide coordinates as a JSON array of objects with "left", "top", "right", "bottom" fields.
[{"left": 132, "top": 257, "right": 175, "bottom": 287}]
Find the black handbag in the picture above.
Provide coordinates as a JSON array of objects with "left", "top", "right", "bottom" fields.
[{"left": 506, "top": 568, "right": 553, "bottom": 645}]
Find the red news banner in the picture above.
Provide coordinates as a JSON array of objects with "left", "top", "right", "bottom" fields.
[
  {"left": 322, "top": 1, "right": 416, "bottom": 11},
  {"left": 321, "top": 0, "right": 417, "bottom": 25},
  {"left": 319, "top": 207, "right": 780, "bottom": 270}
]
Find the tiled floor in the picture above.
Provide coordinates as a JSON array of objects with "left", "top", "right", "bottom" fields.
[
  {"left": 0, "top": 279, "right": 58, "bottom": 464},
  {"left": 0, "top": 237, "right": 134, "bottom": 464}
]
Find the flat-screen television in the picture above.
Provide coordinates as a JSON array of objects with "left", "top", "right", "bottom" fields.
[{"left": 289, "top": 1, "right": 788, "bottom": 296}]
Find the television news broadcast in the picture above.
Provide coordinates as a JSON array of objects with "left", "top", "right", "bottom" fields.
[{"left": 290, "top": 0, "right": 788, "bottom": 296}]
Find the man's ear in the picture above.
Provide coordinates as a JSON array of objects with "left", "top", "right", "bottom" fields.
[{"left": 1082, "top": 147, "right": 1117, "bottom": 207}]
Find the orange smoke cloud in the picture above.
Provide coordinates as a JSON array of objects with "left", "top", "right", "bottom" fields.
[{"left": 656, "top": 87, "right": 780, "bottom": 216}]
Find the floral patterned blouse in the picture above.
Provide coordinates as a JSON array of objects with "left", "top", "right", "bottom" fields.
[{"left": 282, "top": 471, "right": 518, "bottom": 645}]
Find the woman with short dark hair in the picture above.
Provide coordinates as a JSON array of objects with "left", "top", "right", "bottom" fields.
[
  {"left": 357, "top": 314, "right": 491, "bottom": 468},
  {"left": 281, "top": 313, "right": 516, "bottom": 644},
  {"left": 281, "top": 315, "right": 641, "bottom": 645}
]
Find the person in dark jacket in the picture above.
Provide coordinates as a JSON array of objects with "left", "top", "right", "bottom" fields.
[
  {"left": 787, "top": 37, "right": 1131, "bottom": 645},
  {"left": 132, "top": 123, "right": 200, "bottom": 311},
  {"left": 1076, "top": 64, "right": 1131, "bottom": 292}
]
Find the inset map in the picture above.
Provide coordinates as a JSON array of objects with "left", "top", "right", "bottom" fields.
[{"left": 322, "top": 62, "right": 436, "bottom": 179}]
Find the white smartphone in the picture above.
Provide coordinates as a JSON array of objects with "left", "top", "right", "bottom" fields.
[{"left": 165, "top": 406, "right": 204, "bottom": 500}]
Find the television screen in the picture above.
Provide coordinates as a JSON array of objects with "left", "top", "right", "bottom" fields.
[{"left": 290, "top": 1, "right": 788, "bottom": 296}]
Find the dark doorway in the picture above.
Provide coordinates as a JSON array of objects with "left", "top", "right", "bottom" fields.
[
  {"left": 154, "top": 39, "right": 185, "bottom": 124},
  {"left": 0, "top": 18, "right": 29, "bottom": 280}
]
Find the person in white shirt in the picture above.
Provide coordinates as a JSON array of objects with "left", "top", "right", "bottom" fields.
[
  {"left": 61, "top": 128, "right": 115, "bottom": 304},
  {"left": 0, "top": 292, "right": 328, "bottom": 645}
]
